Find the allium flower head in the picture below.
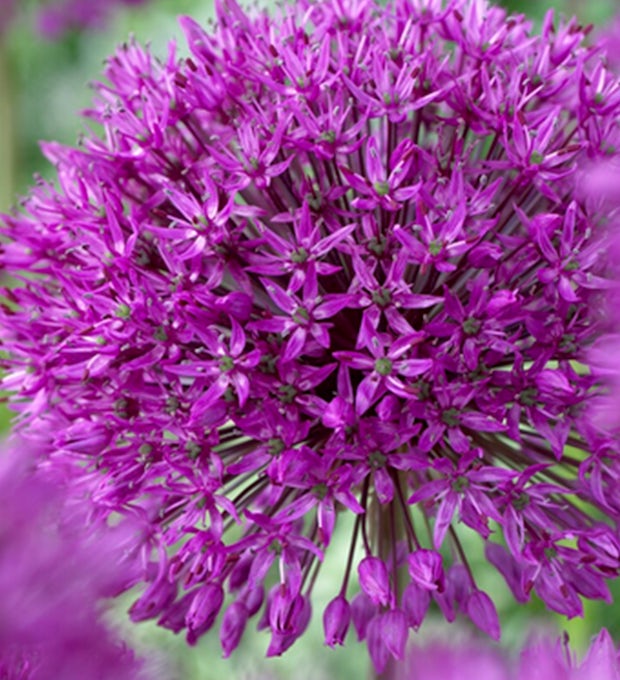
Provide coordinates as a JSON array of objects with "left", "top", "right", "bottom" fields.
[{"left": 3, "top": 0, "right": 620, "bottom": 670}]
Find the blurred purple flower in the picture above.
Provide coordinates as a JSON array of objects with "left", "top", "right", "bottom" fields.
[
  {"left": 2, "top": 0, "right": 620, "bottom": 671},
  {"left": 0, "top": 443, "right": 147, "bottom": 679},
  {"left": 600, "top": 15, "right": 620, "bottom": 74},
  {"left": 0, "top": 0, "right": 148, "bottom": 39},
  {"left": 36, "top": 0, "right": 148, "bottom": 38},
  {"left": 578, "top": 154, "right": 620, "bottom": 432},
  {"left": 399, "top": 629, "right": 620, "bottom": 680}
]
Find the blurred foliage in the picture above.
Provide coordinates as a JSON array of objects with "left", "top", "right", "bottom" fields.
[
  {"left": 2, "top": 0, "right": 217, "bottom": 201},
  {"left": 501, "top": 0, "right": 616, "bottom": 23},
  {"left": 1, "top": 0, "right": 620, "bottom": 678}
]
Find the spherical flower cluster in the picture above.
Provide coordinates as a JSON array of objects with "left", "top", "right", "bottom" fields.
[
  {"left": 2, "top": 0, "right": 620, "bottom": 671},
  {"left": 0, "top": 444, "right": 146, "bottom": 679}
]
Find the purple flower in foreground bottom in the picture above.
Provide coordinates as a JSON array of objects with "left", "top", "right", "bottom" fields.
[
  {"left": 0, "top": 445, "right": 146, "bottom": 679},
  {"left": 2, "top": 0, "right": 620, "bottom": 670},
  {"left": 400, "top": 629, "right": 620, "bottom": 680}
]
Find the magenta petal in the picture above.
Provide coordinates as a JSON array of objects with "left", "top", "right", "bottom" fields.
[
  {"left": 220, "top": 602, "right": 249, "bottom": 658},
  {"left": 402, "top": 582, "right": 430, "bottom": 630},
  {"left": 579, "top": 629, "right": 620, "bottom": 680},
  {"left": 466, "top": 590, "right": 500, "bottom": 641},
  {"left": 381, "top": 609, "right": 408, "bottom": 660},
  {"left": 190, "top": 376, "right": 229, "bottom": 421},
  {"left": 283, "top": 326, "right": 307, "bottom": 361},
  {"left": 374, "top": 467, "right": 394, "bottom": 504},
  {"left": 351, "top": 592, "right": 376, "bottom": 641},
  {"left": 323, "top": 595, "right": 351, "bottom": 647},
  {"left": 355, "top": 373, "right": 381, "bottom": 415},
  {"left": 408, "top": 549, "right": 445, "bottom": 592},
  {"left": 185, "top": 583, "right": 224, "bottom": 645},
  {"left": 366, "top": 614, "right": 390, "bottom": 674},
  {"left": 433, "top": 492, "right": 459, "bottom": 548},
  {"left": 358, "top": 556, "right": 392, "bottom": 607}
]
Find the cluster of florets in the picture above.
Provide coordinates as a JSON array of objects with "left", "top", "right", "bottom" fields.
[{"left": 3, "top": 0, "right": 620, "bottom": 671}]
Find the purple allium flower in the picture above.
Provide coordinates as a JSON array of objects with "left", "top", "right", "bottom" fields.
[
  {"left": 2, "top": 0, "right": 620, "bottom": 671},
  {"left": 0, "top": 443, "right": 147, "bottom": 679}
]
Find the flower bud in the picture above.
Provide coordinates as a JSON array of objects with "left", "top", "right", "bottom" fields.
[
  {"left": 358, "top": 556, "right": 391, "bottom": 607},
  {"left": 402, "top": 582, "right": 430, "bottom": 630},
  {"left": 323, "top": 595, "right": 351, "bottom": 647},
  {"left": 220, "top": 602, "right": 249, "bottom": 658},
  {"left": 466, "top": 590, "right": 500, "bottom": 641},
  {"left": 408, "top": 549, "right": 445, "bottom": 592},
  {"left": 351, "top": 591, "right": 376, "bottom": 641},
  {"left": 185, "top": 583, "right": 224, "bottom": 645},
  {"left": 366, "top": 614, "right": 389, "bottom": 674},
  {"left": 129, "top": 576, "right": 177, "bottom": 623},
  {"left": 242, "top": 585, "right": 265, "bottom": 617},
  {"left": 381, "top": 608, "right": 408, "bottom": 660},
  {"left": 269, "top": 585, "right": 305, "bottom": 636}
]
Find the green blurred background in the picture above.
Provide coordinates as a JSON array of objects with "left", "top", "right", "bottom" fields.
[{"left": 1, "top": 1, "right": 620, "bottom": 678}]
